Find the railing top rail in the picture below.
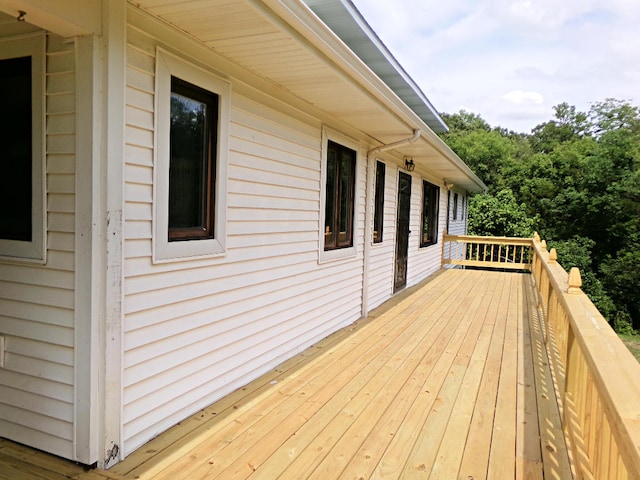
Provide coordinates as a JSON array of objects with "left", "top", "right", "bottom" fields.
[{"left": 443, "top": 234, "right": 534, "bottom": 246}]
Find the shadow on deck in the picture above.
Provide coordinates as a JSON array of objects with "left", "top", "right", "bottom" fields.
[{"left": 0, "top": 268, "right": 572, "bottom": 479}]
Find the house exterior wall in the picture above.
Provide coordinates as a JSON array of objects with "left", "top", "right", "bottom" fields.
[
  {"left": 447, "top": 191, "right": 468, "bottom": 236},
  {"left": 405, "top": 175, "right": 449, "bottom": 288},
  {"left": 0, "top": 3, "right": 474, "bottom": 464},
  {"left": 121, "top": 14, "right": 460, "bottom": 454},
  {"left": 0, "top": 26, "right": 77, "bottom": 459},
  {"left": 366, "top": 159, "right": 397, "bottom": 311},
  {"left": 121, "top": 20, "right": 372, "bottom": 454},
  {"left": 443, "top": 190, "right": 468, "bottom": 268}
]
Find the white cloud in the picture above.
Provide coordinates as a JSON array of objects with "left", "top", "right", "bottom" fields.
[
  {"left": 351, "top": 0, "right": 640, "bottom": 132},
  {"left": 503, "top": 90, "right": 544, "bottom": 105}
]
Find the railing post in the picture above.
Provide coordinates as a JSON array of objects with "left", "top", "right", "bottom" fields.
[{"left": 567, "top": 268, "right": 582, "bottom": 294}]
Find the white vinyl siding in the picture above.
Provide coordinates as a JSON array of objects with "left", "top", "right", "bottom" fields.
[
  {"left": 122, "top": 23, "right": 366, "bottom": 454},
  {"left": 448, "top": 191, "right": 468, "bottom": 236},
  {"left": 0, "top": 30, "right": 76, "bottom": 459},
  {"left": 367, "top": 161, "right": 397, "bottom": 311},
  {"left": 406, "top": 176, "right": 447, "bottom": 288}
]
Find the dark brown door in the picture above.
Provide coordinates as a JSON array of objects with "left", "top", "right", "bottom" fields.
[{"left": 394, "top": 172, "right": 412, "bottom": 292}]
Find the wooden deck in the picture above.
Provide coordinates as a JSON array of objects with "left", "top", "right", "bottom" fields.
[{"left": 1, "top": 269, "right": 573, "bottom": 479}]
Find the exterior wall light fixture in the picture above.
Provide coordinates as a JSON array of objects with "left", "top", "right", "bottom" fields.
[{"left": 404, "top": 157, "right": 415, "bottom": 172}]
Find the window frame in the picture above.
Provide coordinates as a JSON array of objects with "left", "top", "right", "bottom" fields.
[
  {"left": 420, "top": 180, "right": 440, "bottom": 248},
  {"left": 154, "top": 48, "right": 230, "bottom": 262},
  {"left": 319, "top": 128, "right": 359, "bottom": 263},
  {"left": 373, "top": 160, "right": 385, "bottom": 244},
  {"left": 0, "top": 33, "right": 45, "bottom": 263}
]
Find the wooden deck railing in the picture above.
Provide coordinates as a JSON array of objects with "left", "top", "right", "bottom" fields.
[
  {"left": 443, "top": 234, "right": 533, "bottom": 271},
  {"left": 443, "top": 233, "right": 640, "bottom": 479}
]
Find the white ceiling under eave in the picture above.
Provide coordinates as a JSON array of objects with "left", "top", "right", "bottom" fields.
[{"left": 128, "top": 0, "right": 486, "bottom": 193}]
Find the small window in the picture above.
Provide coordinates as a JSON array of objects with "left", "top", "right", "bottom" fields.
[
  {"left": 453, "top": 192, "right": 459, "bottom": 221},
  {"left": 373, "top": 161, "right": 385, "bottom": 243},
  {"left": 324, "top": 141, "right": 356, "bottom": 250},
  {"left": 169, "top": 77, "right": 218, "bottom": 241},
  {"left": 420, "top": 180, "right": 440, "bottom": 247},
  {"left": 154, "top": 48, "right": 230, "bottom": 261}
]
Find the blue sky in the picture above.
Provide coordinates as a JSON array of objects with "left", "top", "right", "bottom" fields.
[{"left": 350, "top": 0, "right": 640, "bottom": 133}]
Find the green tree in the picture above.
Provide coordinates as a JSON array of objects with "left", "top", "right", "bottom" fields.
[
  {"left": 440, "top": 111, "right": 517, "bottom": 190},
  {"left": 440, "top": 99, "right": 640, "bottom": 332},
  {"left": 589, "top": 98, "right": 640, "bottom": 137},
  {"left": 468, "top": 189, "right": 537, "bottom": 238},
  {"left": 440, "top": 110, "right": 491, "bottom": 133},
  {"left": 549, "top": 237, "right": 617, "bottom": 322},
  {"left": 601, "top": 249, "right": 640, "bottom": 332},
  {"left": 529, "top": 102, "right": 588, "bottom": 153}
]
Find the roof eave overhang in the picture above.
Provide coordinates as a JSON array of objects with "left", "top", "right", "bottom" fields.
[
  {"left": 128, "top": 0, "right": 486, "bottom": 192},
  {"left": 258, "top": 0, "right": 486, "bottom": 192},
  {"left": 302, "top": 0, "right": 449, "bottom": 133}
]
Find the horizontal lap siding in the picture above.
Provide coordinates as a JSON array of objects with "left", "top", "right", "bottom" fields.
[
  {"left": 122, "top": 25, "right": 365, "bottom": 454},
  {"left": 406, "top": 176, "right": 447, "bottom": 287},
  {"left": 367, "top": 161, "right": 397, "bottom": 311},
  {"left": 0, "top": 32, "right": 75, "bottom": 459},
  {"left": 447, "top": 192, "right": 468, "bottom": 236}
]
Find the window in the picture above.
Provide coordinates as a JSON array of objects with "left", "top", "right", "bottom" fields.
[
  {"left": 420, "top": 180, "right": 440, "bottom": 247},
  {"left": 0, "top": 56, "right": 31, "bottom": 241},
  {"left": 324, "top": 141, "right": 356, "bottom": 251},
  {"left": 154, "top": 48, "right": 230, "bottom": 261},
  {"left": 0, "top": 34, "right": 45, "bottom": 262},
  {"left": 373, "top": 161, "right": 385, "bottom": 243},
  {"left": 453, "top": 192, "right": 459, "bottom": 221},
  {"left": 168, "top": 77, "right": 217, "bottom": 241}
]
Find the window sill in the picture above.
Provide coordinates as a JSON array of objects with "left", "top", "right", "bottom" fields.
[
  {"left": 153, "top": 237, "right": 226, "bottom": 263},
  {"left": 319, "top": 245, "right": 357, "bottom": 264}
]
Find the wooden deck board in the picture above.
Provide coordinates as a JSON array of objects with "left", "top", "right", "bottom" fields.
[{"left": 1, "top": 269, "right": 573, "bottom": 479}]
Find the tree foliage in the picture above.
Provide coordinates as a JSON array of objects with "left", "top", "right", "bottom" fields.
[
  {"left": 440, "top": 99, "right": 640, "bottom": 332},
  {"left": 468, "top": 189, "right": 537, "bottom": 238}
]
